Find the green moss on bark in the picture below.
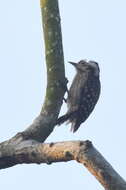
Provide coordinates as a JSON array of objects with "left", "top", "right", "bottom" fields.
[{"left": 40, "top": 0, "right": 66, "bottom": 114}]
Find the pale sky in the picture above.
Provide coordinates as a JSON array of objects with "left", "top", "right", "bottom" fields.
[{"left": 0, "top": 0, "right": 126, "bottom": 189}]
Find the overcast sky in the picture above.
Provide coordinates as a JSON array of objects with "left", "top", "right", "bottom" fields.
[{"left": 0, "top": 0, "right": 126, "bottom": 189}]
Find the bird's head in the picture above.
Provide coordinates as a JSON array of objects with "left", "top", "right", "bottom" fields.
[{"left": 68, "top": 59, "right": 100, "bottom": 77}]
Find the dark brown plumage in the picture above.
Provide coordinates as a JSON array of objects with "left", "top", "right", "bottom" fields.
[{"left": 57, "top": 60, "right": 101, "bottom": 132}]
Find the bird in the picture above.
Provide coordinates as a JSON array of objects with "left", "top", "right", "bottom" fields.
[{"left": 57, "top": 59, "right": 101, "bottom": 132}]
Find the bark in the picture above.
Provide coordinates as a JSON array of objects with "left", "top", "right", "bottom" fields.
[
  {"left": 21, "top": 0, "right": 66, "bottom": 142},
  {"left": 0, "top": 140, "right": 126, "bottom": 190},
  {"left": 5, "top": 0, "right": 66, "bottom": 143}
]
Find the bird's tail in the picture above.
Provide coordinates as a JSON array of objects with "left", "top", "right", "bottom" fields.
[
  {"left": 56, "top": 113, "right": 71, "bottom": 125},
  {"left": 70, "top": 121, "right": 81, "bottom": 133},
  {"left": 56, "top": 111, "right": 77, "bottom": 126}
]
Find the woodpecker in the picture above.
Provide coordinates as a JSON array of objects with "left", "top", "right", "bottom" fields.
[{"left": 57, "top": 60, "right": 101, "bottom": 132}]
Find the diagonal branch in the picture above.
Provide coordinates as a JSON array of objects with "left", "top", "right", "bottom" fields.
[{"left": 0, "top": 140, "right": 126, "bottom": 190}]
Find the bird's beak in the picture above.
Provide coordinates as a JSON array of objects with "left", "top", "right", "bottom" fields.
[{"left": 68, "top": 61, "right": 77, "bottom": 67}]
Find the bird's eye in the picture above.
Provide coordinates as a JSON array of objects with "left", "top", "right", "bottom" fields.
[{"left": 79, "top": 60, "right": 87, "bottom": 65}]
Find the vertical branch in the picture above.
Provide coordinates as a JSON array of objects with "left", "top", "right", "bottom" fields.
[
  {"left": 21, "top": 0, "right": 66, "bottom": 142},
  {"left": 40, "top": 0, "right": 65, "bottom": 113}
]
